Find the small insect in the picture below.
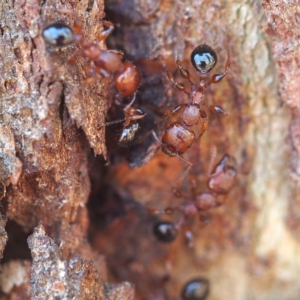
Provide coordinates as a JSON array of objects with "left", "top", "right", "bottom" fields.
[
  {"left": 42, "top": 13, "right": 146, "bottom": 146},
  {"left": 181, "top": 278, "right": 209, "bottom": 300},
  {"left": 152, "top": 44, "right": 230, "bottom": 172},
  {"left": 42, "top": 20, "right": 141, "bottom": 96},
  {"left": 105, "top": 93, "right": 147, "bottom": 147},
  {"left": 149, "top": 154, "right": 237, "bottom": 245}
]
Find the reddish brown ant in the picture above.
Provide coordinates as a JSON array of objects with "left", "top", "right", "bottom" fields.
[
  {"left": 41, "top": 9, "right": 146, "bottom": 145},
  {"left": 152, "top": 44, "right": 230, "bottom": 172},
  {"left": 42, "top": 19, "right": 141, "bottom": 96},
  {"left": 150, "top": 154, "right": 237, "bottom": 246}
]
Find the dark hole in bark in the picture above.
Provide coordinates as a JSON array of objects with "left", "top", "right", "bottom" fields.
[{"left": 2, "top": 219, "right": 32, "bottom": 263}]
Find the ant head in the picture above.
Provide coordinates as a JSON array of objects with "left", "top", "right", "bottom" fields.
[
  {"left": 191, "top": 44, "right": 217, "bottom": 74},
  {"left": 153, "top": 221, "right": 177, "bottom": 243},
  {"left": 181, "top": 278, "right": 209, "bottom": 300},
  {"left": 42, "top": 22, "right": 74, "bottom": 47}
]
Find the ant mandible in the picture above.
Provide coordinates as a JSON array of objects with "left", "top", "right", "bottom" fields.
[
  {"left": 150, "top": 154, "right": 237, "bottom": 247},
  {"left": 42, "top": 14, "right": 146, "bottom": 145},
  {"left": 153, "top": 44, "right": 230, "bottom": 170}
]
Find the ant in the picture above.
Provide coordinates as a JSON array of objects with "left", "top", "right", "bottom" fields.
[
  {"left": 41, "top": 12, "right": 146, "bottom": 145},
  {"left": 42, "top": 20, "right": 141, "bottom": 96},
  {"left": 150, "top": 154, "right": 237, "bottom": 247},
  {"left": 152, "top": 44, "right": 230, "bottom": 172}
]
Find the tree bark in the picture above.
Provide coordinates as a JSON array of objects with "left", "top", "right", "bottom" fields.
[{"left": 0, "top": 0, "right": 300, "bottom": 299}]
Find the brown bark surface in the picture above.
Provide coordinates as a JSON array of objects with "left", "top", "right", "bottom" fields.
[{"left": 0, "top": 0, "right": 300, "bottom": 299}]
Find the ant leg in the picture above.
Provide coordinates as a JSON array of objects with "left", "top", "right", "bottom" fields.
[
  {"left": 174, "top": 155, "right": 193, "bottom": 187},
  {"left": 160, "top": 59, "right": 190, "bottom": 96},
  {"left": 123, "top": 92, "right": 137, "bottom": 111},
  {"left": 122, "top": 93, "right": 147, "bottom": 126},
  {"left": 175, "top": 58, "right": 195, "bottom": 86},
  {"left": 165, "top": 70, "right": 190, "bottom": 95},
  {"left": 199, "top": 110, "right": 208, "bottom": 138},
  {"left": 164, "top": 104, "right": 187, "bottom": 119},
  {"left": 210, "top": 52, "right": 230, "bottom": 84},
  {"left": 106, "top": 93, "right": 145, "bottom": 128},
  {"left": 202, "top": 102, "right": 228, "bottom": 115},
  {"left": 209, "top": 105, "right": 228, "bottom": 115},
  {"left": 98, "top": 21, "right": 114, "bottom": 42},
  {"left": 103, "top": 118, "right": 126, "bottom": 127},
  {"left": 151, "top": 130, "right": 163, "bottom": 144},
  {"left": 97, "top": 95, "right": 135, "bottom": 129}
]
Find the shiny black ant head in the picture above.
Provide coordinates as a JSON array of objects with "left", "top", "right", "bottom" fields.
[
  {"left": 191, "top": 44, "right": 217, "bottom": 74},
  {"left": 42, "top": 22, "right": 74, "bottom": 47},
  {"left": 153, "top": 221, "right": 177, "bottom": 243},
  {"left": 181, "top": 278, "right": 210, "bottom": 300}
]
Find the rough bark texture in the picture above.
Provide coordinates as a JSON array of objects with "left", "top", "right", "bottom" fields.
[
  {"left": 0, "top": 0, "right": 129, "bottom": 298},
  {"left": 0, "top": 0, "right": 299, "bottom": 299}
]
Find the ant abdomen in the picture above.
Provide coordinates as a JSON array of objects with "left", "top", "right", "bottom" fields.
[
  {"left": 95, "top": 50, "right": 124, "bottom": 73},
  {"left": 114, "top": 61, "right": 141, "bottom": 96},
  {"left": 161, "top": 123, "right": 195, "bottom": 156}
]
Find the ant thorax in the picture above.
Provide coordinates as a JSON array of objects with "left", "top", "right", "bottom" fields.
[
  {"left": 190, "top": 88, "right": 204, "bottom": 105},
  {"left": 198, "top": 74, "right": 209, "bottom": 89},
  {"left": 154, "top": 43, "right": 230, "bottom": 171}
]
